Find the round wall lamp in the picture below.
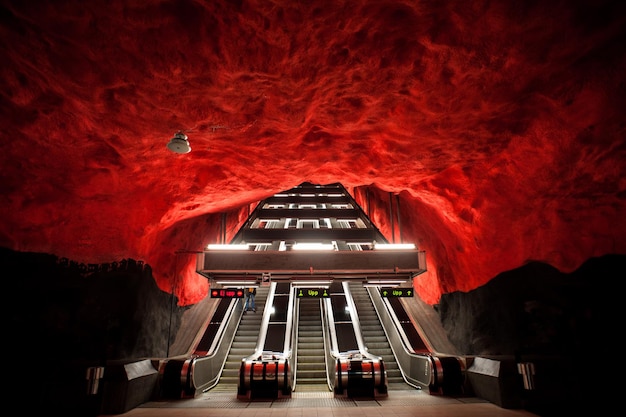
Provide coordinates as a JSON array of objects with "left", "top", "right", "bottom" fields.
[{"left": 167, "top": 131, "right": 191, "bottom": 154}]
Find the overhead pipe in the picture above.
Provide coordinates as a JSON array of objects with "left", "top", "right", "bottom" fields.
[
  {"left": 396, "top": 194, "right": 403, "bottom": 243},
  {"left": 389, "top": 192, "right": 395, "bottom": 243},
  {"left": 221, "top": 213, "right": 226, "bottom": 244}
]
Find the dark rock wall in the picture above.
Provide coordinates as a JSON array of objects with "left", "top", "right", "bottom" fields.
[
  {"left": 4, "top": 247, "right": 186, "bottom": 363},
  {"left": 439, "top": 254, "right": 621, "bottom": 356}
]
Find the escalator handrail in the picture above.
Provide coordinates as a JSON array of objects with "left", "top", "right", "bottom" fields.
[
  {"left": 342, "top": 281, "right": 382, "bottom": 362},
  {"left": 321, "top": 296, "right": 338, "bottom": 390},
  {"left": 243, "top": 281, "right": 281, "bottom": 361},
  {"left": 366, "top": 285, "right": 436, "bottom": 389},
  {"left": 181, "top": 296, "right": 244, "bottom": 395},
  {"left": 318, "top": 297, "right": 333, "bottom": 391},
  {"left": 205, "top": 298, "right": 241, "bottom": 356},
  {"left": 291, "top": 294, "right": 300, "bottom": 390},
  {"left": 323, "top": 296, "right": 340, "bottom": 358},
  {"left": 282, "top": 283, "right": 297, "bottom": 357}
]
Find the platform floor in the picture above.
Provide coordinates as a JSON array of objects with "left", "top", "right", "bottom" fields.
[{"left": 103, "top": 386, "right": 540, "bottom": 417}]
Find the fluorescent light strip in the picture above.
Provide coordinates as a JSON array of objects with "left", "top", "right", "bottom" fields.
[
  {"left": 373, "top": 243, "right": 416, "bottom": 250},
  {"left": 291, "top": 280, "right": 332, "bottom": 286},
  {"left": 214, "top": 280, "right": 258, "bottom": 286},
  {"left": 363, "top": 283, "right": 403, "bottom": 287},
  {"left": 207, "top": 244, "right": 250, "bottom": 250},
  {"left": 292, "top": 243, "right": 335, "bottom": 250}
]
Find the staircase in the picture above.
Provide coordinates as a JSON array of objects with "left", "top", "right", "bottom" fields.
[
  {"left": 294, "top": 297, "right": 329, "bottom": 392},
  {"left": 348, "top": 282, "right": 405, "bottom": 388},
  {"left": 212, "top": 286, "right": 268, "bottom": 392}
]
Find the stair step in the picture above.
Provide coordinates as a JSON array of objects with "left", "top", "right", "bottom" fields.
[
  {"left": 297, "top": 357, "right": 325, "bottom": 364},
  {"left": 295, "top": 378, "right": 327, "bottom": 385},
  {"left": 296, "top": 370, "right": 327, "bottom": 378},
  {"left": 298, "top": 336, "right": 323, "bottom": 342},
  {"left": 297, "top": 362, "right": 325, "bottom": 370}
]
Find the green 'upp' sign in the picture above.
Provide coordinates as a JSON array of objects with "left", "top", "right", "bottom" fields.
[
  {"left": 380, "top": 288, "right": 413, "bottom": 297},
  {"left": 297, "top": 288, "right": 330, "bottom": 298}
]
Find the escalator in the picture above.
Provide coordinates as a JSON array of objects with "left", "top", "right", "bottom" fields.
[
  {"left": 236, "top": 282, "right": 293, "bottom": 399},
  {"left": 213, "top": 286, "right": 269, "bottom": 391},
  {"left": 322, "top": 280, "right": 464, "bottom": 397},
  {"left": 164, "top": 281, "right": 294, "bottom": 400},
  {"left": 294, "top": 296, "right": 328, "bottom": 391},
  {"left": 326, "top": 281, "right": 388, "bottom": 398},
  {"left": 347, "top": 282, "right": 405, "bottom": 388},
  {"left": 365, "top": 284, "right": 465, "bottom": 395}
]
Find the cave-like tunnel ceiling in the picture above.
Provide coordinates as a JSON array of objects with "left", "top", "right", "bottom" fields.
[{"left": 1, "top": 0, "right": 625, "bottom": 306}]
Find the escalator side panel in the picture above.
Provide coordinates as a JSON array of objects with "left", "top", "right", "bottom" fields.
[
  {"left": 388, "top": 296, "right": 429, "bottom": 352},
  {"left": 335, "top": 323, "right": 359, "bottom": 352},
  {"left": 265, "top": 324, "right": 287, "bottom": 352}
]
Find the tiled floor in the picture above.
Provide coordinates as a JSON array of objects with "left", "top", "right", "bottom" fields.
[{"left": 106, "top": 388, "right": 541, "bottom": 417}]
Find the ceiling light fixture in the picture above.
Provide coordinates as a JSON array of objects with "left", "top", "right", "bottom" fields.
[
  {"left": 373, "top": 243, "right": 416, "bottom": 250},
  {"left": 213, "top": 280, "right": 259, "bottom": 287},
  {"left": 292, "top": 242, "right": 336, "bottom": 251},
  {"left": 207, "top": 244, "right": 250, "bottom": 250},
  {"left": 167, "top": 131, "right": 191, "bottom": 154}
]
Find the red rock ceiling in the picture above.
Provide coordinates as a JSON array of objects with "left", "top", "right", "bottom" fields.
[{"left": 1, "top": 0, "right": 625, "bottom": 306}]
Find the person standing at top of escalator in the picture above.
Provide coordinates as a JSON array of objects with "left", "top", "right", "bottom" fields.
[{"left": 244, "top": 287, "right": 256, "bottom": 313}]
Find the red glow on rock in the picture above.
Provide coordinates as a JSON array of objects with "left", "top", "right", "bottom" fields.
[{"left": 0, "top": 0, "right": 625, "bottom": 306}]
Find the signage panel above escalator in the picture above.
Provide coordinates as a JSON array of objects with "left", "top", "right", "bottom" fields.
[
  {"left": 296, "top": 288, "right": 330, "bottom": 298},
  {"left": 380, "top": 288, "right": 414, "bottom": 297},
  {"left": 210, "top": 288, "right": 245, "bottom": 298}
]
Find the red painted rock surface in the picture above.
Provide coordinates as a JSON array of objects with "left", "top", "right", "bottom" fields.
[{"left": 1, "top": 0, "right": 625, "bottom": 306}]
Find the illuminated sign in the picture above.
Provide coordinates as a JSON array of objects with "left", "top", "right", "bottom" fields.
[
  {"left": 211, "top": 288, "right": 245, "bottom": 298},
  {"left": 296, "top": 288, "right": 330, "bottom": 298},
  {"left": 380, "top": 288, "right": 414, "bottom": 298}
]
